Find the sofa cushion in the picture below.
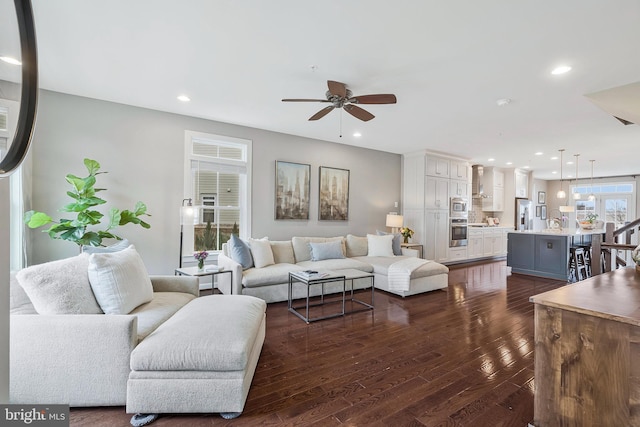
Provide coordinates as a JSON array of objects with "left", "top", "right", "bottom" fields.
[
  {"left": 130, "top": 295, "right": 266, "bottom": 372},
  {"left": 249, "top": 238, "right": 275, "bottom": 268},
  {"left": 228, "top": 235, "right": 254, "bottom": 270},
  {"left": 130, "top": 292, "right": 197, "bottom": 342},
  {"left": 377, "top": 230, "right": 403, "bottom": 255},
  {"left": 345, "top": 234, "right": 368, "bottom": 257},
  {"left": 310, "top": 240, "right": 345, "bottom": 261},
  {"left": 88, "top": 245, "right": 154, "bottom": 314},
  {"left": 367, "top": 234, "right": 395, "bottom": 257},
  {"left": 242, "top": 263, "right": 305, "bottom": 288},
  {"left": 16, "top": 253, "right": 103, "bottom": 315},
  {"left": 270, "top": 240, "right": 295, "bottom": 264},
  {"left": 10, "top": 273, "right": 38, "bottom": 315},
  {"left": 292, "top": 236, "right": 345, "bottom": 262},
  {"left": 354, "top": 256, "right": 449, "bottom": 278},
  {"left": 297, "top": 258, "right": 373, "bottom": 273},
  {"left": 82, "top": 238, "right": 130, "bottom": 254}
]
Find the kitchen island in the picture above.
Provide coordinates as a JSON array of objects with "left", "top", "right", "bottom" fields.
[
  {"left": 530, "top": 267, "right": 640, "bottom": 426},
  {"left": 507, "top": 228, "right": 604, "bottom": 281}
]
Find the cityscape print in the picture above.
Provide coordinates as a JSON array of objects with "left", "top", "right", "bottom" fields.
[
  {"left": 275, "top": 161, "right": 310, "bottom": 220},
  {"left": 319, "top": 166, "right": 349, "bottom": 221}
]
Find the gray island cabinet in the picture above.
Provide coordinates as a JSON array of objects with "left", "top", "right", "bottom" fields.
[{"left": 507, "top": 229, "right": 603, "bottom": 281}]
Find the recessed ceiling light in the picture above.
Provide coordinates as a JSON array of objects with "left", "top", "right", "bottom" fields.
[
  {"left": 353, "top": 132, "right": 361, "bottom": 137},
  {"left": 535, "top": 152, "right": 543, "bottom": 156},
  {"left": 488, "top": 158, "right": 495, "bottom": 162},
  {"left": 496, "top": 98, "right": 511, "bottom": 107},
  {"left": 566, "top": 161, "right": 573, "bottom": 165},
  {"left": 523, "top": 166, "right": 531, "bottom": 169},
  {"left": 550, "top": 156, "right": 558, "bottom": 160},
  {"left": 177, "top": 95, "right": 191, "bottom": 102},
  {"left": 506, "top": 161, "right": 513, "bottom": 165},
  {"left": 552, "top": 171, "right": 558, "bottom": 174},
  {"left": 0, "top": 56, "right": 21, "bottom": 65},
  {"left": 551, "top": 65, "right": 572, "bottom": 75}
]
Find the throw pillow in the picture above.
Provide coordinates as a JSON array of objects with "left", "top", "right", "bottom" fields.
[
  {"left": 367, "top": 234, "right": 395, "bottom": 257},
  {"left": 270, "top": 240, "right": 296, "bottom": 264},
  {"left": 15, "top": 253, "right": 103, "bottom": 315},
  {"left": 81, "top": 238, "right": 130, "bottom": 254},
  {"left": 345, "top": 234, "right": 368, "bottom": 257},
  {"left": 88, "top": 245, "right": 154, "bottom": 314},
  {"left": 228, "top": 234, "right": 254, "bottom": 269},
  {"left": 309, "top": 240, "right": 346, "bottom": 261},
  {"left": 249, "top": 238, "right": 275, "bottom": 268},
  {"left": 377, "top": 230, "right": 403, "bottom": 255}
]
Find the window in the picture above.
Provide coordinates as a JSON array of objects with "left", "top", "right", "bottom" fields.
[{"left": 183, "top": 131, "right": 251, "bottom": 256}]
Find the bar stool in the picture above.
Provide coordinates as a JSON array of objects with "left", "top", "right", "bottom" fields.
[
  {"left": 568, "top": 246, "right": 588, "bottom": 282},
  {"left": 578, "top": 244, "right": 592, "bottom": 278}
]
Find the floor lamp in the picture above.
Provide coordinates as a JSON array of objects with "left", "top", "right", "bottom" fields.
[{"left": 179, "top": 198, "right": 198, "bottom": 268}]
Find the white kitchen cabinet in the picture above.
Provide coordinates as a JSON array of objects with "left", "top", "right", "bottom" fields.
[
  {"left": 426, "top": 156, "right": 450, "bottom": 178},
  {"left": 402, "top": 154, "right": 426, "bottom": 210},
  {"left": 450, "top": 179, "right": 470, "bottom": 199},
  {"left": 425, "top": 176, "right": 449, "bottom": 209},
  {"left": 467, "top": 229, "right": 484, "bottom": 259},
  {"left": 424, "top": 209, "right": 449, "bottom": 263},
  {"left": 448, "top": 247, "right": 468, "bottom": 262},
  {"left": 451, "top": 160, "right": 470, "bottom": 181},
  {"left": 482, "top": 230, "right": 495, "bottom": 257},
  {"left": 515, "top": 169, "right": 529, "bottom": 198}
]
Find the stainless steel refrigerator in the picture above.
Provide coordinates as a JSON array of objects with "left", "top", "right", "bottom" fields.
[{"left": 515, "top": 198, "right": 533, "bottom": 231}]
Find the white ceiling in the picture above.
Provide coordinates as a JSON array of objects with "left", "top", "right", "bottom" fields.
[{"left": 15, "top": 1, "right": 640, "bottom": 179}]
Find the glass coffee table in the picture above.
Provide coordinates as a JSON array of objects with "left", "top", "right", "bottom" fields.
[{"left": 288, "top": 269, "right": 375, "bottom": 323}]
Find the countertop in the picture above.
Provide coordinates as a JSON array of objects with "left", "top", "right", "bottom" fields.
[
  {"left": 468, "top": 224, "right": 513, "bottom": 229},
  {"left": 530, "top": 267, "right": 640, "bottom": 326},
  {"left": 508, "top": 227, "right": 605, "bottom": 236}
]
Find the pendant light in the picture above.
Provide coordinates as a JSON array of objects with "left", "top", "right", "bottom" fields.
[
  {"left": 588, "top": 160, "right": 596, "bottom": 201},
  {"left": 556, "top": 149, "right": 566, "bottom": 199},
  {"left": 573, "top": 154, "right": 581, "bottom": 200}
]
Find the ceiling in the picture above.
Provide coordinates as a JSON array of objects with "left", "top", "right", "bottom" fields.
[{"left": 5, "top": 0, "right": 640, "bottom": 180}]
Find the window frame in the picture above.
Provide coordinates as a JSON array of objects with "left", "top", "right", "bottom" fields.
[{"left": 183, "top": 130, "right": 251, "bottom": 259}]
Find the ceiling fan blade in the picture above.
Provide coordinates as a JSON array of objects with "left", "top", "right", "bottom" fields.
[
  {"left": 344, "top": 104, "right": 375, "bottom": 122},
  {"left": 327, "top": 80, "right": 347, "bottom": 98},
  {"left": 309, "top": 106, "right": 334, "bottom": 121},
  {"left": 350, "top": 94, "right": 397, "bottom": 104},
  {"left": 282, "top": 98, "right": 331, "bottom": 102}
]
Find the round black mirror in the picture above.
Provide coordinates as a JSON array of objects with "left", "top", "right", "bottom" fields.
[{"left": 0, "top": 0, "right": 37, "bottom": 177}]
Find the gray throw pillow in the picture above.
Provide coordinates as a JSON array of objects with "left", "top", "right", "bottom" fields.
[
  {"left": 377, "top": 230, "right": 402, "bottom": 255},
  {"left": 228, "top": 234, "right": 254, "bottom": 269},
  {"left": 309, "top": 240, "right": 345, "bottom": 261}
]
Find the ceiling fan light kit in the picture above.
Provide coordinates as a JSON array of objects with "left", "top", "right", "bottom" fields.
[{"left": 282, "top": 80, "right": 397, "bottom": 122}]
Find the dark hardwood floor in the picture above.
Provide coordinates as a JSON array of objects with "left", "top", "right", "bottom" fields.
[{"left": 70, "top": 260, "right": 565, "bottom": 426}]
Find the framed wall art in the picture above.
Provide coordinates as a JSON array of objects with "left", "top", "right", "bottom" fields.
[
  {"left": 275, "top": 161, "right": 310, "bottom": 220},
  {"left": 319, "top": 166, "right": 349, "bottom": 221},
  {"left": 541, "top": 205, "right": 547, "bottom": 220},
  {"left": 538, "top": 191, "right": 546, "bottom": 204}
]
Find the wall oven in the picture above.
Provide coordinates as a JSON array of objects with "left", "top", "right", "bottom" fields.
[
  {"left": 450, "top": 197, "right": 468, "bottom": 218},
  {"left": 450, "top": 218, "right": 468, "bottom": 247}
]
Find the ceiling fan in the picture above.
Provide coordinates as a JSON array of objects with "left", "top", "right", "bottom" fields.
[{"left": 282, "top": 80, "right": 397, "bottom": 122}]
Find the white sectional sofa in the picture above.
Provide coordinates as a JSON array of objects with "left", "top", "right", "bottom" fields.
[
  {"left": 9, "top": 245, "right": 266, "bottom": 422},
  {"left": 217, "top": 235, "right": 449, "bottom": 302}
]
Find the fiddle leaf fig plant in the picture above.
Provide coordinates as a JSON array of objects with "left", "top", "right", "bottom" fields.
[{"left": 24, "top": 158, "right": 151, "bottom": 248}]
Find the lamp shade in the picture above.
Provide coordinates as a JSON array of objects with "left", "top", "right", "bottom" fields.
[
  {"left": 386, "top": 214, "right": 403, "bottom": 228},
  {"left": 180, "top": 205, "right": 200, "bottom": 225}
]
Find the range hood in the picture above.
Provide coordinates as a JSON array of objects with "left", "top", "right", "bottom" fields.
[{"left": 472, "top": 165, "right": 488, "bottom": 198}]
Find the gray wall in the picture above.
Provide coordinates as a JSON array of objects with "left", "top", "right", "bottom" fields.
[{"left": 28, "top": 90, "right": 401, "bottom": 274}]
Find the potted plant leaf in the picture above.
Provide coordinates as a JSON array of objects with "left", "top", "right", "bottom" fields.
[{"left": 24, "top": 158, "right": 151, "bottom": 249}]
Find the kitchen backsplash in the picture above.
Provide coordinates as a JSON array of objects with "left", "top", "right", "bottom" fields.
[{"left": 469, "top": 197, "right": 503, "bottom": 224}]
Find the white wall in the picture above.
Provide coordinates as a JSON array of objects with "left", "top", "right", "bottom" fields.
[
  {"left": 0, "top": 178, "right": 9, "bottom": 403},
  {"left": 28, "top": 91, "right": 401, "bottom": 273}
]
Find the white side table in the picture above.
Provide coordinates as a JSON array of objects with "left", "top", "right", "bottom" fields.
[
  {"left": 174, "top": 266, "right": 233, "bottom": 294},
  {"left": 401, "top": 243, "right": 424, "bottom": 259}
]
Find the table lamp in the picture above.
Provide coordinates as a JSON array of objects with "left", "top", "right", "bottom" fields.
[{"left": 386, "top": 214, "right": 403, "bottom": 234}]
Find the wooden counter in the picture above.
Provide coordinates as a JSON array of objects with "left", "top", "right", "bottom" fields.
[{"left": 530, "top": 267, "right": 640, "bottom": 426}]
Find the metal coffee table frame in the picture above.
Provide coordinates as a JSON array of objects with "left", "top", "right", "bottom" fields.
[
  {"left": 342, "top": 269, "right": 375, "bottom": 313},
  {"left": 288, "top": 271, "right": 346, "bottom": 323}
]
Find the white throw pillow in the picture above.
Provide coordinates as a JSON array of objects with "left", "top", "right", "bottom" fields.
[
  {"left": 16, "top": 253, "right": 103, "bottom": 315},
  {"left": 367, "top": 234, "right": 395, "bottom": 257},
  {"left": 249, "top": 238, "right": 275, "bottom": 268},
  {"left": 88, "top": 245, "right": 154, "bottom": 314}
]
